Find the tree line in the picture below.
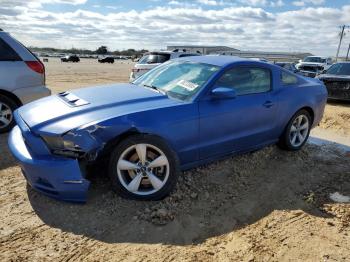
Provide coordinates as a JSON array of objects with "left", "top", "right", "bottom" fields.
[{"left": 29, "top": 45, "right": 149, "bottom": 57}]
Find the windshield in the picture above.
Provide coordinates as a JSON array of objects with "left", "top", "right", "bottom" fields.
[
  {"left": 326, "top": 63, "right": 350, "bottom": 75},
  {"left": 133, "top": 61, "right": 220, "bottom": 100},
  {"left": 303, "top": 57, "right": 326, "bottom": 63}
]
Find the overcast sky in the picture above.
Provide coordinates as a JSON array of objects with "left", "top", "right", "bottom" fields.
[{"left": 0, "top": 0, "right": 349, "bottom": 56}]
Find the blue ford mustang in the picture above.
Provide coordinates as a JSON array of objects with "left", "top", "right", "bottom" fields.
[{"left": 8, "top": 56, "right": 327, "bottom": 202}]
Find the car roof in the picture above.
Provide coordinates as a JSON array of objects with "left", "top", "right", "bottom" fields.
[
  {"left": 306, "top": 56, "right": 329, "bottom": 58},
  {"left": 176, "top": 55, "right": 248, "bottom": 67}
]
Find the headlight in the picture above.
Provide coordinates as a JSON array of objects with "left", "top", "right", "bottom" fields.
[{"left": 42, "top": 136, "right": 83, "bottom": 158}]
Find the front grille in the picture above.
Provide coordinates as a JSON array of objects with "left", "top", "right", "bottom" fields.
[
  {"left": 324, "top": 80, "right": 350, "bottom": 100},
  {"left": 324, "top": 80, "right": 350, "bottom": 90},
  {"left": 299, "top": 65, "right": 323, "bottom": 72}
]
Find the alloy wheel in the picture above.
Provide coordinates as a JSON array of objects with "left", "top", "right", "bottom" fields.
[
  {"left": 289, "top": 114, "right": 309, "bottom": 147},
  {"left": 0, "top": 102, "right": 13, "bottom": 129},
  {"left": 116, "top": 143, "right": 170, "bottom": 195}
]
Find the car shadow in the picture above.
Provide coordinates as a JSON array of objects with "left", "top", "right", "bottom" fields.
[
  {"left": 28, "top": 142, "right": 350, "bottom": 246},
  {"left": 327, "top": 99, "right": 350, "bottom": 106},
  {"left": 0, "top": 133, "right": 17, "bottom": 170}
]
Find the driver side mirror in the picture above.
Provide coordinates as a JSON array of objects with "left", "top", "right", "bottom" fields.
[{"left": 211, "top": 87, "right": 237, "bottom": 99}]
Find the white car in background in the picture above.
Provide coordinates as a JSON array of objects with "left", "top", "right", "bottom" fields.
[
  {"left": 129, "top": 50, "right": 201, "bottom": 81},
  {"left": 296, "top": 56, "right": 333, "bottom": 77},
  {"left": 0, "top": 29, "right": 51, "bottom": 133}
]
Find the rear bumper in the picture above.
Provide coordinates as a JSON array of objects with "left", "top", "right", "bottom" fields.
[
  {"left": 8, "top": 125, "right": 90, "bottom": 202},
  {"left": 13, "top": 85, "right": 51, "bottom": 104}
]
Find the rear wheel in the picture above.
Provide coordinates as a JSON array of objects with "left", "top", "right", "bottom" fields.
[
  {"left": 108, "top": 134, "right": 179, "bottom": 200},
  {"left": 278, "top": 109, "right": 311, "bottom": 151},
  {"left": 0, "top": 95, "right": 17, "bottom": 133}
]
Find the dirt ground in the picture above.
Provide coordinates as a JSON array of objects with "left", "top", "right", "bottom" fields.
[{"left": 0, "top": 59, "right": 349, "bottom": 261}]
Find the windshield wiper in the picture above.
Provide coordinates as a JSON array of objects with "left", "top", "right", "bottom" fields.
[{"left": 143, "top": 84, "right": 167, "bottom": 95}]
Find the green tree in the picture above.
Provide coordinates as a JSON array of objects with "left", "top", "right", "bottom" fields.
[{"left": 96, "top": 46, "right": 108, "bottom": 55}]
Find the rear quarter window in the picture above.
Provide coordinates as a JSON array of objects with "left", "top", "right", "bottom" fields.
[
  {"left": 281, "top": 71, "right": 298, "bottom": 85},
  {"left": 0, "top": 38, "right": 21, "bottom": 61}
]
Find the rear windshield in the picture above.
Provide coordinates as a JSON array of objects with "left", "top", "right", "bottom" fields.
[
  {"left": 138, "top": 53, "right": 170, "bottom": 64},
  {"left": 0, "top": 38, "right": 21, "bottom": 61}
]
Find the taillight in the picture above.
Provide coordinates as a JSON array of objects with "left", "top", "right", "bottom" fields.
[{"left": 25, "top": 61, "right": 45, "bottom": 74}]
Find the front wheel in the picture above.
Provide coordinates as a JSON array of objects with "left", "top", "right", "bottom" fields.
[
  {"left": 278, "top": 109, "right": 312, "bottom": 151},
  {"left": 108, "top": 134, "right": 179, "bottom": 200},
  {"left": 0, "top": 95, "right": 17, "bottom": 133}
]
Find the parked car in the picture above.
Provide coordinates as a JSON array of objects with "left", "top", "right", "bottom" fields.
[
  {"left": 8, "top": 56, "right": 327, "bottom": 202},
  {"left": 98, "top": 56, "right": 114, "bottom": 63},
  {"left": 249, "top": 58, "right": 269, "bottom": 63},
  {"left": 129, "top": 50, "right": 201, "bottom": 81},
  {"left": 61, "top": 55, "right": 80, "bottom": 62},
  {"left": 275, "top": 62, "right": 300, "bottom": 74},
  {"left": 317, "top": 62, "right": 350, "bottom": 100},
  {"left": 0, "top": 30, "right": 51, "bottom": 133},
  {"left": 296, "top": 56, "right": 332, "bottom": 78}
]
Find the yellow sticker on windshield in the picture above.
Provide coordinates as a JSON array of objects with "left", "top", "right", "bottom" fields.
[{"left": 177, "top": 80, "right": 199, "bottom": 91}]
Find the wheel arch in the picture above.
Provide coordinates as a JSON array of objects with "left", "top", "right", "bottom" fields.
[
  {"left": 279, "top": 105, "right": 315, "bottom": 139},
  {"left": 0, "top": 89, "right": 22, "bottom": 106},
  {"left": 298, "top": 106, "right": 314, "bottom": 125},
  {"left": 97, "top": 128, "right": 178, "bottom": 161}
]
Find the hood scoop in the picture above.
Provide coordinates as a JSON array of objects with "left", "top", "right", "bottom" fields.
[{"left": 58, "top": 92, "right": 89, "bottom": 107}]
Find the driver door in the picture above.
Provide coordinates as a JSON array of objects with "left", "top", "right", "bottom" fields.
[{"left": 198, "top": 65, "right": 277, "bottom": 159}]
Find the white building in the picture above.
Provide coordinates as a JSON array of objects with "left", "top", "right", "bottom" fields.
[{"left": 167, "top": 45, "right": 311, "bottom": 62}]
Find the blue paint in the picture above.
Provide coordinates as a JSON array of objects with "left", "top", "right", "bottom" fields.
[{"left": 8, "top": 56, "right": 328, "bottom": 202}]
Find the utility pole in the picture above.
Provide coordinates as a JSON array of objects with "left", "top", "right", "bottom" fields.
[
  {"left": 336, "top": 25, "right": 350, "bottom": 62},
  {"left": 346, "top": 43, "right": 350, "bottom": 61}
]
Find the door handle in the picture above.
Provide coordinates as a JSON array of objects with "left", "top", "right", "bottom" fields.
[{"left": 263, "top": 101, "right": 274, "bottom": 108}]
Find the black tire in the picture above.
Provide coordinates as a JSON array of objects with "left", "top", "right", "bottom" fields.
[
  {"left": 108, "top": 134, "right": 180, "bottom": 200},
  {"left": 0, "top": 95, "right": 18, "bottom": 133},
  {"left": 278, "top": 109, "right": 312, "bottom": 151}
]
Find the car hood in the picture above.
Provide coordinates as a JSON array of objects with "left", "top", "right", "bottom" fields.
[
  {"left": 298, "top": 62, "right": 325, "bottom": 67},
  {"left": 318, "top": 74, "right": 350, "bottom": 81},
  {"left": 17, "top": 83, "right": 180, "bottom": 135}
]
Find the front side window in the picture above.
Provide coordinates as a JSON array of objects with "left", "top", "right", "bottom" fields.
[
  {"left": 133, "top": 61, "right": 220, "bottom": 100},
  {"left": 0, "top": 38, "right": 21, "bottom": 61},
  {"left": 215, "top": 67, "right": 271, "bottom": 96},
  {"left": 281, "top": 71, "right": 298, "bottom": 85}
]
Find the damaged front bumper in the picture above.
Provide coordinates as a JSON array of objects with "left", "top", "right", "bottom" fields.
[
  {"left": 299, "top": 70, "right": 318, "bottom": 78},
  {"left": 8, "top": 125, "right": 90, "bottom": 203}
]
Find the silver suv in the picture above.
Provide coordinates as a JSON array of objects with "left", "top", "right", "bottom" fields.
[
  {"left": 0, "top": 30, "right": 51, "bottom": 133},
  {"left": 129, "top": 50, "right": 201, "bottom": 81}
]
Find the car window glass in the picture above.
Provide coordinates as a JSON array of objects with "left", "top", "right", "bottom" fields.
[
  {"left": 179, "top": 54, "right": 200, "bottom": 58},
  {"left": 281, "top": 71, "right": 298, "bottom": 85},
  {"left": 138, "top": 54, "right": 170, "bottom": 64},
  {"left": 0, "top": 38, "right": 21, "bottom": 61},
  {"left": 216, "top": 67, "right": 271, "bottom": 95},
  {"left": 326, "top": 63, "right": 350, "bottom": 75},
  {"left": 157, "top": 54, "right": 170, "bottom": 63},
  {"left": 133, "top": 61, "right": 220, "bottom": 100}
]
